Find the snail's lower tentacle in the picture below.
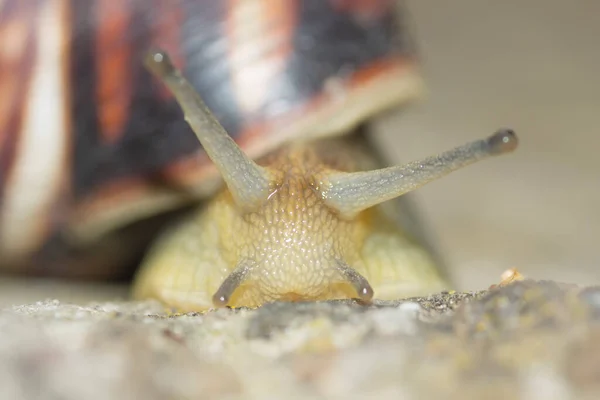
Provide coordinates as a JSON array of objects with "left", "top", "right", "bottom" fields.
[
  {"left": 212, "top": 261, "right": 254, "bottom": 308},
  {"left": 335, "top": 259, "right": 374, "bottom": 301}
]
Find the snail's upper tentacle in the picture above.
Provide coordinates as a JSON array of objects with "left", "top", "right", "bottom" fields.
[
  {"left": 144, "top": 49, "right": 274, "bottom": 211},
  {"left": 321, "top": 129, "right": 518, "bottom": 218}
]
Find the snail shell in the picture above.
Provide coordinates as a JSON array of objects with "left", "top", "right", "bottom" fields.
[
  {"left": 0, "top": 1, "right": 518, "bottom": 311},
  {"left": 0, "top": 0, "right": 422, "bottom": 279}
]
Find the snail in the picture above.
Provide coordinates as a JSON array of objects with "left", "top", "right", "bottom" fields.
[
  {"left": 132, "top": 50, "right": 517, "bottom": 311},
  {"left": 0, "top": 0, "right": 518, "bottom": 312}
]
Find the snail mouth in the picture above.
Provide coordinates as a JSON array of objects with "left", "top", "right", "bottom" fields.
[
  {"left": 224, "top": 284, "right": 334, "bottom": 308},
  {"left": 220, "top": 279, "right": 371, "bottom": 309},
  {"left": 277, "top": 292, "right": 316, "bottom": 302},
  {"left": 273, "top": 287, "right": 365, "bottom": 303}
]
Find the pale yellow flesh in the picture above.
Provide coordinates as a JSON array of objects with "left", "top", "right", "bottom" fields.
[{"left": 132, "top": 138, "right": 448, "bottom": 312}]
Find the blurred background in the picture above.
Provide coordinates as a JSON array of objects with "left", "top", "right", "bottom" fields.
[
  {"left": 1, "top": 0, "right": 598, "bottom": 305},
  {"left": 376, "top": 0, "right": 600, "bottom": 289}
]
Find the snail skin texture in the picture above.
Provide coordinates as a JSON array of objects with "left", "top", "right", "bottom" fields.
[{"left": 132, "top": 50, "right": 519, "bottom": 312}]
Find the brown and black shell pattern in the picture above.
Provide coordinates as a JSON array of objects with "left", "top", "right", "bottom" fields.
[{"left": 0, "top": 0, "right": 421, "bottom": 279}]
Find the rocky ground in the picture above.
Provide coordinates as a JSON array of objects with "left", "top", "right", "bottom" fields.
[{"left": 1, "top": 278, "right": 599, "bottom": 400}]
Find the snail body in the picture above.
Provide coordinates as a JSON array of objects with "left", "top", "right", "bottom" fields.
[
  {"left": 133, "top": 52, "right": 518, "bottom": 311},
  {"left": 134, "top": 136, "right": 446, "bottom": 310}
]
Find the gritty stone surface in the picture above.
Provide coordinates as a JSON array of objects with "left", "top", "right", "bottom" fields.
[{"left": 0, "top": 280, "right": 599, "bottom": 400}]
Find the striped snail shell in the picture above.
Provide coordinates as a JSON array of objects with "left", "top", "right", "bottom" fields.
[
  {"left": 0, "top": 0, "right": 424, "bottom": 279},
  {"left": 0, "top": 0, "right": 518, "bottom": 312}
]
